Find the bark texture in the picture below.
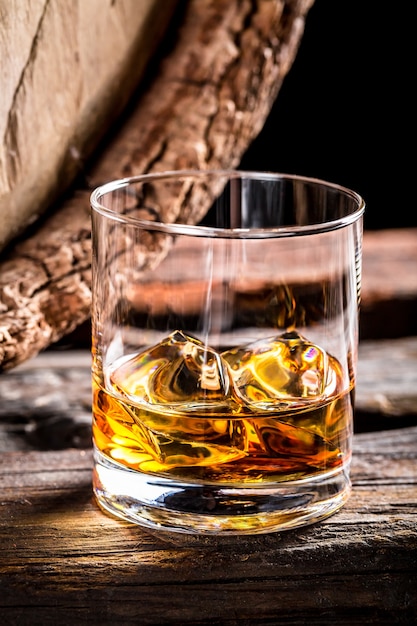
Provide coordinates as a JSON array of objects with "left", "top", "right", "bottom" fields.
[{"left": 0, "top": 0, "right": 315, "bottom": 371}]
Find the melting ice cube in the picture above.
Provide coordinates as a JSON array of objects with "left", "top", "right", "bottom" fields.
[
  {"left": 222, "top": 330, "right": 329, "bottom": 410},
  {"left": 111, "top": 330, "right": 239, "bottom": 413}
]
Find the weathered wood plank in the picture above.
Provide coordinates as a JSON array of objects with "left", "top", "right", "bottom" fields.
[
  {"left": 356, "top": 337, "right": 417, "bottom": 415},
  {"left": 0, "top": 427, "right": 416, "bottom": 624},
  {"left": 360, "top": 228, "right": 417, "bottom": 339},
  {"left": 0, "top": 344, "right": 415, "bottom": 622}
]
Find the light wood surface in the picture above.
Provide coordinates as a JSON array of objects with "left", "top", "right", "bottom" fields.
[{"left": 0, "top": 0, "right": 179, "bottom": 251}]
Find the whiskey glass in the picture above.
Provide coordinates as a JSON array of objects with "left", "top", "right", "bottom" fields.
[{"left": 90, "top": 170, "right": 365, "bottom": 535}]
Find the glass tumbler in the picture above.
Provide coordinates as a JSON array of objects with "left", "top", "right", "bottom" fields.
[{"left": 90, "top": 170, "right": 365, "bottom": 535}]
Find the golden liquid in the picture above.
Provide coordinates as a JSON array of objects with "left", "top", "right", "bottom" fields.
[{"left": 92, "top": 331, "right": 353, "bottom": 484}]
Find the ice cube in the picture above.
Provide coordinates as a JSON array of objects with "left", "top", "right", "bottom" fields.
[
  {"left": 111, "top": 330, "right": 239, "bottom": 413},
  {"left": 222, "top": 330, "right": 329, "bottom": 410}
]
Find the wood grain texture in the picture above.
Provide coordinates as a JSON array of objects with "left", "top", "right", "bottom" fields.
[
  {"left": 0, "top": 334, "right": 416, "bottom": 621},
  {"left": 0, "top": 425, "right": 416, "bottom": 624},
  {"left": 360, "top": 228, "right": 417, "bottom": 340},
  {"left": 0, "top": 0, "right": 316, "bottom": 373},
  {"left": 0, "top": 0, "right": 180, "bottom": 252}
]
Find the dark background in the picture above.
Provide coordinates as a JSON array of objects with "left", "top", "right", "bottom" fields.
[{"left": 240, "top": 0, "right": 414, "bottom": 231}]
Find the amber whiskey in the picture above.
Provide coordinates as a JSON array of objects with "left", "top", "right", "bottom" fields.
[{"left": 92, "top": 330, "right": 353, "bottom": 485}]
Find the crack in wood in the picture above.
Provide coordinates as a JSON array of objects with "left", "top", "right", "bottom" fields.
[{"left": 2, "top": 0, "right": 51, "bottom": 188}]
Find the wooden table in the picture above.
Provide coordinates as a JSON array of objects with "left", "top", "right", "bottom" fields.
[{"left": 1, "top": 229, "right": 416, "bottom": 625}]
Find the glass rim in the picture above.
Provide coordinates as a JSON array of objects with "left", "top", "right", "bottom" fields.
[{"left": 90, "top": 169, "right": 366, "bottom": 238}]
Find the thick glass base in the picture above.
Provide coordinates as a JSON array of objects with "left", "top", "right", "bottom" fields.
[{"left": 93, "top": 448, "right": 351, "bottom": 536}]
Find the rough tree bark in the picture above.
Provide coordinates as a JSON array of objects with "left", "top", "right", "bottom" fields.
[{"left": 0, "top": 0, "right": 315, "bottom": 372}]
